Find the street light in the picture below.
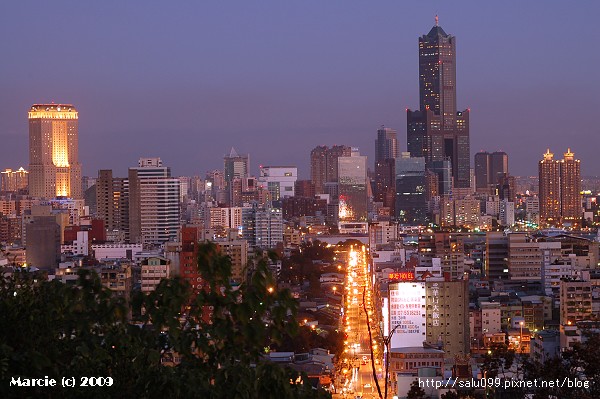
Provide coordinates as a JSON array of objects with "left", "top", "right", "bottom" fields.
[{"left": 519, "top": 321, "right": 524, "bottom": 352}]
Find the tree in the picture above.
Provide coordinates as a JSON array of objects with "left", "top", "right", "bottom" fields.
[
  {"left": 523, "top": 332, "right": 600, "bottom": 399},
  {"left": 0, "top": 242, "right": 331, "bottom": 398},
  {"left": 406, "top": 379, "right": 427, "bottom": 399}
]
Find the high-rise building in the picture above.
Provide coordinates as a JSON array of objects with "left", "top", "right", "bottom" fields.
[
  {"left": 539, "top": 149, "right": 561, "bottom": 223},
  {"left": 258, "top": 166, "right": 297, "bottom": 201},
  {"left": 395, "top": 153, "right": 427, "bottom": 224},
  {"left": 224, "top": 147, "right": 249, "bottom": 183},
  {"left": 474, "top": 152, "right": 490, "bottom": 193},
  {"left": 475, "top": 151, "right": 508, "bottom": 193},
  {"left": 539, "top": 148, "right": 581, "bottom": 226},
  {"left": 96, "top": 169, "right": 129, "bottom": 241},
  {"left": 407, "top": 19, "right": 470, "bottom": 189},
  {"left": 241, "top": 205, "right": 283, "bottom": 250},
  {"left": 485, "top": 231, "right": 508, "bottom": 280},
  {"left": 310, "top": 145, "right": 351, "bottom": 194},
  {"left": 25, "top": 216, "right": 61, "bottom": 269},
  {"left": 375, "top": 126, "right": 399, "bottom": 166},
  {"left": 294, "top": 180, "right": 315, "bottom": 198},
  {"left": 374, "top": 126, "right": 399, "bottom": 208},
  {"left": 337, "top": 150, "right": 368, "bottom": 222},
  {"left": 490, "top": 152, "right": 508, "bottom": 185},
  {"left": 223, "top": 148, "right": 249, "bottom": 205},
  {"left": 374, "top": 158, "right": 396, "bottom": 212},
  {"left": 309, "top": 146, "right": 328, "bottom": 195},
  {"left": 559, "top": 149, "right": 581, "bottom": 222},
  {"left": 425, "top": 278, "right": 470, "bottom": 357},
  {"left": 128, "top": 158, "right": 180, "bottom": 246},
  {"left": 1, "top": 167, "right": 29, "bottom": 193},
  {"left": 28, "top": 104, "right": 82, "bottom": 199}
]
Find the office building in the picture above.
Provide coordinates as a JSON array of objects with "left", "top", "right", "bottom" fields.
[
  {"left": 128, "top": 158, "right": 180, "bottom": 246},
  {"left": 475, "top": 151, "right": 508, "bottom": 193},
  {"left": 310, "top": 145, "right": 351, "bottom": 194},
  {"left": 425, "top": 278, "right": 470, "bottom": 357},
  {"left": 474, "top": 152, "right": 490, "bottom": 193},
  {"left": 25, "top": 216, "right": 61, "bottom": 269},
  {"left": 207, "top": 207, "right": 243, "bottom": 231},
  {"left": 294, "top": 180, "right": 315, "bottom": 198},
  {"left": 258, "top": 166, "right": 297, "bottom": 201},
  {"left": 337, "top": 150, "right": 368, "bottom": 222},
  {"left": 241, "top": 205, "right": 283, "bottom": 251},
  {"left": 395, "top": 153, "right": 427, "bottom": 224},
  {"left": 485, "top": 232, "right": 508, "bottom": 280},
  {"left": 407, "top": 19, "right": 470, "bottom": 189},
  {"left": 28, "top": 104, "right": 82, "bottom": 199},
  {"left": 375, "top": 126, "right": 399, "bottom": 165},
  {"left": 373, "top": 125, "right": 399, "bottom": 210},
  {"left": 96, "top": 169, "right": 129, "bottom": 241},
  {"left": 223, "top": 148, "right": 249, "bottom": 205}
]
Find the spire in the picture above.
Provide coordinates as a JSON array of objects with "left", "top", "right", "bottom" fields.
[
  {"left": 564, "top": 148, "right": 574, "bottom": 160},
  {"left": 435, "top": 15, "right": 439, "bottom": 26},
  {"left": 228, "top": 147, "right": 239, "bottom": 158}
]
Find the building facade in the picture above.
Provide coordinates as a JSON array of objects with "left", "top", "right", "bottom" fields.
[
  {"left": 128, "top": 158, "right": 180, "bottom": 246},
  {"left": 28, "top": 104, "right": 82, "bottom": 199},
  {"left": 337, "top": 150, "right": 368, "bottom": 222},
  {"left": 539, "top": 148, "right": 581, "bottom": 226},
  {"left": 258, "top": 166, "right": 297, "bottom": 201},
  {"left": 407, "top": 21, "right": 470, "bottom": 190}
]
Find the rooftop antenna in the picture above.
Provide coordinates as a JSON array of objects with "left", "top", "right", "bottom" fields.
[{"left": 435, "top": 15, "right": 439, "bottom": 26}]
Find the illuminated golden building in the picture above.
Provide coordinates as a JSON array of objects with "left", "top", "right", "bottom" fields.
[
  {"left": 538, "top": 148, "right": 581, "bottom": 226},
  {"left": 28, "top": 104, "right": 82, "bottom": 199},
  {"left": 559, "top": 149, "right": 581, "bottom": 222},
  {"left": 538, "top": 149, "right": 560, "bottom": 223},
  {"left": 1, "top": 167, "right": 29, "bottom": 192}
]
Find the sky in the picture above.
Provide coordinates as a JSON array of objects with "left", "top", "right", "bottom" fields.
[{"left": 1, "top": 1, "right": 599, "bottom": 179}]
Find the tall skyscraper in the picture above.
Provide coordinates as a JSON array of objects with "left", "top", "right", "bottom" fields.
[
  {"left": 407, "top": 19, "right": 470, "bottom": 189},
  {"left": 1, "top": 167, "right": 29, "bottom": 193},
  {"left": 128, "top": 158, "right": 180, "bottom": 246},
  {"left": 474, "top": 151, "right": 508, "bottom": 193},
  {"left": 539, "top": 148, "right": 581, "bottom": 226},
  {"left": 224, "top": 147, "right": 249, "bottom": 183},
  {"left": 374, "top": 126, "right": 399, "bottom": 209},
  {"left": 395, "top": 153, "right": 427, "bottom": 224},
  {"left": 223, "top": 147, "right": 249, "bottom": 205},
  {"left": 559, "top": 149, "right": 581, "bottom": 222},
  {"left": 490, "top": 152, "right": 508, "bottom": 184},
  {"left": 96, "top": 169, "right": 129, "bottom": 241},
  {"left": 539, "top": 149, "right": 561, "bottom": 223},
  {"left": 310, "top": 146, "right": 328, "bottom": 194},
  {"left": 310, "top": 145, "right": 351, "bottom": 194},
  {"left": 28, "top": 104, "right": 82, "bottom": 199},
  {"left": 338, "top": 150, "right": 368, "bottom": 222},
  {"left": 375, "top": 126, "right": 399, "bottom": 166}
]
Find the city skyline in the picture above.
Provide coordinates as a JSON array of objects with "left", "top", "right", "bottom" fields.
[{"left": 1, "top": 2, "right": 599, "bottom": 178}]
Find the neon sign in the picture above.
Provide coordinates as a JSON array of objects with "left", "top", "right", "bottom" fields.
[{"left": 388, "top": 272, "right": 415, "bottom": 281}]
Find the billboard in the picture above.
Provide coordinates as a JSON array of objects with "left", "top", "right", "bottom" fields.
[{"left": 389, "top": 282, "right": 426, "bottom": 348}]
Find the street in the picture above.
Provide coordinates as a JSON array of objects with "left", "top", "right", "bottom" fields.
[{"left": 334, "top": 246, "right": 383, "bottom": 399}]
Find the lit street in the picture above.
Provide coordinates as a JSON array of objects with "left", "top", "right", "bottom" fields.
[{"left": 334, "top": 245, "right": 383, "bottom": 399}]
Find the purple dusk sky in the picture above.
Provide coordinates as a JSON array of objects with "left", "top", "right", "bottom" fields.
[{"left": 0, "top": 1, "right": 599, "bottom": 179}]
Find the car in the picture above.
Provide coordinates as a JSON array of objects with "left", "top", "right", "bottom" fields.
[{"left": 364, "top": 383, "right": 371, "bottom": 389}]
